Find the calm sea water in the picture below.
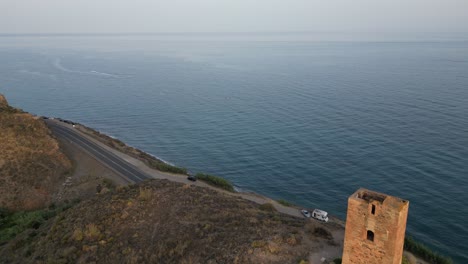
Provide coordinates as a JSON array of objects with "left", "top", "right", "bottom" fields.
[{"left": 1, "top": 35, "right": 467, "bottom": 262}]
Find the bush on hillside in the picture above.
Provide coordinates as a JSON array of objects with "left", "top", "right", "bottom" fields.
[
  {"left": 401, "top": 255, "right": 410, "bottom": 264},
  {"left": 404, "top": 237, "right": 452, "bottom": 264},
  {"left": 277, "top": 199, "right": 293, "bottom": 207},
  {"left": 0, "top": 201, "right": 78, "bottom": 245},
  {"left": 149, "top": 160, "right": 187, "bottom": 174},
  {"left": 195, "top": 173, "right": 234, "bottom": 192}
]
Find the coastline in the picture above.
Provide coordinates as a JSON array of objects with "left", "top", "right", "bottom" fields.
[
  {"left": 50, "top": 117, "right": 342, "bottom": 221},
  {"left": 44, "top": 116, "right": 447, "bottom": 264}
]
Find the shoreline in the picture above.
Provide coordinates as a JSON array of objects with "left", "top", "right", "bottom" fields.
[
  {"left": 45, "top": 118, "right": 326, "bottom": 213},
  {"left": 44, "top": 116, "right": 447, "bottom": 264},
  {"left": 58, "top": 118, "right": 335, "bottom": 214}
]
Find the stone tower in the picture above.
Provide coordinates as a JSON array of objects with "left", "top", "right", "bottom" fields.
[{"left": 342, "top": 188, "right": 409, "bottom": 264}]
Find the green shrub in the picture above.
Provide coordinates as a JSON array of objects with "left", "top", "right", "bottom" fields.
[
  {"left": 102, "top": 178, "right": 115, "bottom": 189},
  {"left": 149, "top": 160, "right": 187, "bottom": 174},
  {"left": 277, "top": 199, "right": 293, "bottom": 207},
  {"left": 0, "top": 201, "right": 78, "bottom": 244},
  {"left": 404, "top": 237, "right": 452, "bottom": 264},
  {"left": 195, "top": 173, "right": 234, "bottom": 192},
  {"left": 0, "top": 210, "right": 47, "bottom": 244},
  {"left": 0, "top": 208, "right": 9, "bottom": 226},
  {"left": 401, "top": 255, "right": 410, "bottom": 264}
]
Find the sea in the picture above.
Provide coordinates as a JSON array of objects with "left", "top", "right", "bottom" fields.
[{"left": 0, "top": 33, "right": 467, "bottom": 262}]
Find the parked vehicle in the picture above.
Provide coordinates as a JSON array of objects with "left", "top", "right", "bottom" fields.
[
  {"left": 187, "top": 175, "right": 197, "bottom": 182},
  {"left": 301, "top": 209, "right": 311, "bottom": 218},
  {"left": 312, "top": 209, "right": 329, "bottom": 222}
]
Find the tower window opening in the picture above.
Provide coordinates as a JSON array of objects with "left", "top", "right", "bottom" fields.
[
  {"left": 371, "top": 204, "right": 376, "bottom": 215},
  {"left": 367, "top": 230, "right": 374, "bottom": 242}
]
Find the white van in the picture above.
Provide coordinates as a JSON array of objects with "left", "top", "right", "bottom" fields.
[{"left": 312, "top": 209, "right": 329, "bottom": 222}]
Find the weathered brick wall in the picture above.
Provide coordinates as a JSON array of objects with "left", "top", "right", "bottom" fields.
[{"left": 342, "top": 189, "right": 409, "bottom": 264}]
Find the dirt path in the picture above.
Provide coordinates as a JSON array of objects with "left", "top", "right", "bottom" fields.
[{"left": 53, "top": 132, "right": 127, "bottom": 203}]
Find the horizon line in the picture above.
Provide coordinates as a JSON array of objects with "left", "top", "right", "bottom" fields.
[{"left": 1, "top": 31, "right": 468, "bottom": 37}]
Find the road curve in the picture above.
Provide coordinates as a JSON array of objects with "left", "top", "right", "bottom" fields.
[
  {"left": 44, "top": 119, "right": 319, "bottom": 221},
  {"left": 46, "top": 120, "right": 151, "bottom": 183}
]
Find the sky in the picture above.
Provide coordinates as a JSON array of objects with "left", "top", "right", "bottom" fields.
[{"left": 1, "top": 0, "right": 468, "bottom": 34}]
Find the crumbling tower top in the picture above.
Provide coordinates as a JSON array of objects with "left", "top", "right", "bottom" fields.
[{"left": 342, "top": 188, "right": 409, "bottom": 264}]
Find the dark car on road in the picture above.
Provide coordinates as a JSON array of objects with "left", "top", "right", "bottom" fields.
[{"left": 187, "top": 175, "right": 197, "bottom": 182}]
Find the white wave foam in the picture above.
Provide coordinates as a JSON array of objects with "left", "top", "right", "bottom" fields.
[
  {"left": 233, "top": 186, "right": 242, "bottom": 193},
  {"left": 89, "top": 70, "right": 120, "bottom": 78},
  {"left": 53, "top": 58, "right": 76, "bottom": 73},
  {"left": 53, "top": 58, "right": 125, "bottom": 78},
  {"left": 146, "top": 152, "right": 176, "bottom": 166}
]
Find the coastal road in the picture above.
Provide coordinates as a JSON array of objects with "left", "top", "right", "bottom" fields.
[
  {"left": 45, "top": 119, "right": 311, "bottom": 220},
  {"left": 46, "top": 120, "right": 150, "bottom": 183}
]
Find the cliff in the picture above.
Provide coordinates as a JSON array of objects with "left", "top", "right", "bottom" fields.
[
  {"left": 0, "top": 94, "right": 341, "bottom": 263},
  {"left": 0, "top": 94, "right": 72, "bottom": 211},
  {"left": 0, "top": 93, "right": 453, "bottom": 264},
  {"left": 0, "top": 94, "right": 8, "bottom": 107}
]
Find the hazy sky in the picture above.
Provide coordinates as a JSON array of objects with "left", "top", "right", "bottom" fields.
[{"left": 1, "top": 0, "right": 468, "bottom": 34}]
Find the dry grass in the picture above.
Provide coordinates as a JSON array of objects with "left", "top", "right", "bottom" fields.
[
  {"left": 0, "top": 94, "right": 342, "bottom": 263},
  {"left": 84, "top": 224, "right": 101, "bottom": 240},
  {"left": 138, "top": 187, "right": 152, "bottom": 201},
  {"left": 259, "top": 203, "right": 277, "bottom": 212},
  {"left": 0, "top": 95, "right": 71, "bottom": 211},
  {"left": 312, "top": 227, "right": 333, "bottom": 240},
  {"left": 72, "top": 228, "right": 83, "bottom": 241},
  {"left": 0, "top": 180, "right": 330, "bottom": 264}
]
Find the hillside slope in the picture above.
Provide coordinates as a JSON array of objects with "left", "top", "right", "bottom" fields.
[
  {"left": 0, "top": 179, "right": 336, "bottom": 264},
  {"left": 0, "top": 94, "right": 71, "bottom": 211}
]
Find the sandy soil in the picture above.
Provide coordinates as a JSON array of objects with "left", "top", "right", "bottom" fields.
[{"left": 52, "top": 134, "right": 127, "bottom": 204}]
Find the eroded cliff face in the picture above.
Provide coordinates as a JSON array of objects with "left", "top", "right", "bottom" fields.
[
  {"left": 0, "top": 94, "right": 72, "bottom": 211},
  {"left": 0, "top": 94, "right": 8, "bottom": 107}
]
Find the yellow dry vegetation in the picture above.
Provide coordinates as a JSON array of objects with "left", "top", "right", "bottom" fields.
[
  {"left": 0, "top": 180, "right": 328, "bottom": 263},
  {"left": 84, "top": 224, "right": 101, "bottom": 240},
  {"left": 0, "top": 94, "right": 71, "bottom": 211},
  {"left": 138, "top": 187, "right": 152, "bottom": 201}
]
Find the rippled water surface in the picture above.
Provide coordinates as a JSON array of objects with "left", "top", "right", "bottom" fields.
[{"left": 1, "top": 35, "right": 467, "bottom": 262}]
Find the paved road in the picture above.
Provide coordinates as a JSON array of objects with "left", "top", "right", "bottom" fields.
[
  {"left": 46, "top": 120, "right": 150, "bottom": 183},
  {"left": 45, "top": 119, "right": 318, "bottom": 221}
]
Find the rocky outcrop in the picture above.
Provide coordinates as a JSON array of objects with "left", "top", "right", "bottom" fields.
[{"left": 0, "top": 93, "right": 8, "bottom": 107}]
